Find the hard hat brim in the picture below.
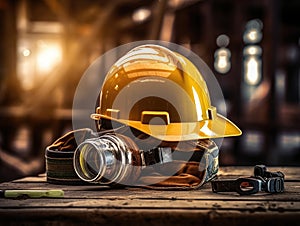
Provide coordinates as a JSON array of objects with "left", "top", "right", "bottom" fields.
[{"left": 97, "top": 114, "right": 242, "bottom": 141}]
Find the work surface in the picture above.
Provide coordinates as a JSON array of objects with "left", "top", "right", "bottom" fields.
[{"left": 0, "top": 166, "right": 299, "bottom": 226}]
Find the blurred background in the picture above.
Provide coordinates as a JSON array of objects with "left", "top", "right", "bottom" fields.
[{"left": 0, "top": 0, "right": 299, "bottom": 182}]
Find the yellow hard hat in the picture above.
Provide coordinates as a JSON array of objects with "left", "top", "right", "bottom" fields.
[{"left": 91, "top": 44, "right": 241, "bottom": 141}]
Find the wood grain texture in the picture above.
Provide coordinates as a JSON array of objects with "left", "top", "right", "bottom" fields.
[{"left": 0, "top": 166, "right": 299, "bottom": 226}]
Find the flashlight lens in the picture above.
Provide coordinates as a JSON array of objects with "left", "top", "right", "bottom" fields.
[
  {"left": 80, "top": 143, "right": 103, "bottom": 179},
  {"left": 73, "top": 134, "right": 138, "bottom": 185}
]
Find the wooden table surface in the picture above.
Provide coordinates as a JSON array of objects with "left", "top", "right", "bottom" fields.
[{"left": 0, "top": 166, "right": 299, "bottom": 226}]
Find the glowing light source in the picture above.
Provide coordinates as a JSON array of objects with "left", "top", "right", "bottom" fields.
[
  {"left": 244, "top": 56, "right": 261, "bottom": 85},
  {"left": 132, "top": 8, "right": 151, "bottom": 23},
  {"left": 249, "top": 30, "right": 258, "bottom": 41},
  {"left": 214, "top": 48, "right": 231, "bottom": 74},
  {"left": 243, "top": 19, "right": 263, "bottom": 86},
  {"left": 22, "top": 48, "right": 31, "bottom": 57},
  {"left": 36, "top": 41, "right": 62, "bottom": 75},
  {"left": 243, "top": 19, "right": 263, "bottom": 44},
  {"left": 244, "top": 29, "right": 262, "bottom": 43},
  {"left": 214, "top": 34, "right": 231, "bottom": 74},
  {"left": 244, "top": 45, "right": 262, "bottom": 56},
  {"left": 243, "top": 46, "right": 262, "bottom": 85},
  {"left": 17, "top": 38, "right": 63, "bottom": 90}
]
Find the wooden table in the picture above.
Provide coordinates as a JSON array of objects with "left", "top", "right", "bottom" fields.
[{"left": 0, "top": 166, "right": 299, "bottom": 226}]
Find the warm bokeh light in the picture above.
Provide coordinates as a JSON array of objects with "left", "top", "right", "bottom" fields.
[
  {"left": 214, "top": 48, "right": 231, "bottom": 74},
  {"left": 244, "top": 29, "right": 262, "bottom": 43},
  {"left": 243, "top": 19, "right": 263, "bottom": 44},
  {"left": 243, "top": 44, "right": 262, "bottom": 86},
  {"left": 17, "top": 39, "right": 62, "bottom": 90},
  {"left": 36, "top": 41, "right": 62, "bottom": 75},
  {"left": 244, "top": 56, "right": 261, "bottom": 85},
  {"left": 22, "top": 48, "right": 31, "bottom": 57},
  {"left": 132, "top": 8, "right": 151, "bottom": 23},
  {"left": 244, "top": 45, "right": 262, "bottom": 56}
]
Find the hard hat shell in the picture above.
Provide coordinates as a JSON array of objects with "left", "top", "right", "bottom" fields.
[{"left": 91, "top": 44, "right": 241, "bottom": 141}]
